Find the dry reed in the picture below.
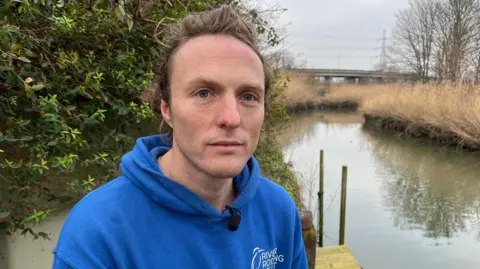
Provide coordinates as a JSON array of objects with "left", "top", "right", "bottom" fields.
[
  {"left": 281, "top": 72, "right": 480, "bottom": 148},
  {"left": 322, "top": 84, "right": 384, "bottom": 104},
  {"left": 350, "top": 83, "right": 480, "bottom": 148},
  {"left": 280, "top": 71, "right": 321, "bottom": 109}
]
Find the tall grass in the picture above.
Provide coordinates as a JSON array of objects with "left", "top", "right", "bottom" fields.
[
  {"left": 321, "top": 82, "right": 480, "bottom": 148},
  {"left": 322, "top": 84, "right": 384, "bottom": 104},
  {"left": 281, "top": 71, "right": 480, "bottom": 148},
  {"left": 360, "top": 83, "right": 480, "bottom": 148},
  {"left": 281, "top": 73, "right": 363, "bottom": 111},
  {"left": 281, "top": 71, "right": 321, "bottom": 109}
]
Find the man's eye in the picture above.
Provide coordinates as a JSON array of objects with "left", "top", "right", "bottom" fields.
[
  {"left": 197, "top": 89, "right": 211, "bottom": 98},
  {"left": 242, "top": 94, "right": 256, "bottom": 102}
]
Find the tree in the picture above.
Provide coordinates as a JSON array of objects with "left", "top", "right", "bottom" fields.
[
  {"left": 469, "top": 16, "right": 480, "bottom": 84},
  {"left": 265, "top": 49, "right": 307, "bottom": 69},
  {"left": 434, "top": 0, "right": 479, "bottom": 83},
  {"left": 391, "top": 0, "right": 438, "bottom": 83}
]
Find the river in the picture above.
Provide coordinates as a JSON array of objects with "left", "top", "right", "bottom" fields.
[
  {"left": 279, "top": 111, "right": 480, "bottom": 269},
  {"left": 2, "top": 111, "right": 480, "bottom": 269}
]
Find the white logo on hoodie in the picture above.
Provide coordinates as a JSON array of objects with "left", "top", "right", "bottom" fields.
[{"left": 251, "top": 247, "right": 285, "bottom": 269}]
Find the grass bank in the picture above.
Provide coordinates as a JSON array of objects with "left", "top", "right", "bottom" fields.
[
  {"left": 281, "top": 72, "right": 360, "bottom": 113},
  {"left": 305, "top": 82, "right": 480, "bottom": 150},
  {"left": 360, "top": 83, "right": 480, "bottom": 149},
  {"left": 281, "top": 70, "right": 480, "bottom": 149}
]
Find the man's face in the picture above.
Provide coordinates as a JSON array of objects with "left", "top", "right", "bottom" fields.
[{"left": 161, "top": 34, "right": 265, "bottom": 179}]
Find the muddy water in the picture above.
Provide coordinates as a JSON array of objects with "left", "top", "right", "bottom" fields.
[{"left": 279, "top": 111, "right": 480, "bottom": 269}]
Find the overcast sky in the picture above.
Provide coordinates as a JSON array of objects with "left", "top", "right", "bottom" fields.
[{"left": 260, "top": 0, "right": 411, "bottom": 70}]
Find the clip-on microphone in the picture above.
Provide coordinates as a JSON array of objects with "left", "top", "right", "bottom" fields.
[{"left": 224, "top": 205, "right": 241, "bottom": 231}]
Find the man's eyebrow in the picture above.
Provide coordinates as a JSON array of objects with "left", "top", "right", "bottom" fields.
[
  {"left": 187, "top": 77, "right": 264, "bottom": 92},
  {"left": 187, "top": 77, "right": 222, "bottom": 89},
  {"left": 239, "top": 83, "right": 264, "bottom": 93}
]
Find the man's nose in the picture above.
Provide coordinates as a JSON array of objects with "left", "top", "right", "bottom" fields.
[{"left": 216, "top": 94, "right": 240, "bottom": 129}]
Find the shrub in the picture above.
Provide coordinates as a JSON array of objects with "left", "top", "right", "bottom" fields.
[{"left": 0, "top": 0, "right": 297, "bottom": 238}]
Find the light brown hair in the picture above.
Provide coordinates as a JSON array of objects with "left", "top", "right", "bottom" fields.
[{"left": 151, "top": 4, "right": 270, "bottom": 133}]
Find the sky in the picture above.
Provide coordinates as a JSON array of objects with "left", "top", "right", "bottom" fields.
[{"left": 259, "top": 0, "right": 411, "bottom": 70}]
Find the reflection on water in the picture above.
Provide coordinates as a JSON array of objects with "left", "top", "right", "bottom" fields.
[
  {"left": 276, "top": 112, "right": 322, "bottom": 146},
  {"left": 361, "top": 129, "right": 480, "bottom": 242},
  {"left": 277, "top": 111, "right": 365, "bottom": 150},
  {"left": 279, "top": 111, "right": 480, "bottom": 269},
  {"left": 277, "top": 111, "right": 365, "bottom": 221}
]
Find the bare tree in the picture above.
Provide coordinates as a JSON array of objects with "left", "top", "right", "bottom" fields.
[
  {"left": 265, "top": 49, "right": 307, "bottom": 69},
  {"left": 434, "top": 0, "right": 479, "bottom": 83},
  {"left": 265, "top": 49, "right": 296, "bottom": 69},
  {"left": 470, "top": 17, "right": 480, "bottom": 84},
  {"left": 391, "top": 0, "right": 438, "bottom": 83}
]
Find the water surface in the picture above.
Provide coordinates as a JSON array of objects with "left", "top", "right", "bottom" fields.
[{"left": 279, "top": 111, "right": 480, "bottom": 269}]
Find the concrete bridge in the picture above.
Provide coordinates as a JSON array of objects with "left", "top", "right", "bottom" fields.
[{"left": 291, "top": 68, "right": 418, "bottom": 84}]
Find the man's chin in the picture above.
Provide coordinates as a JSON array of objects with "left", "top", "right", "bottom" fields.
[
  {"left": 212, "top": 170, "right": 243, "bottom": 179},
  {"left": 204, "top": 162, "right": 246, "bottom": 179}
]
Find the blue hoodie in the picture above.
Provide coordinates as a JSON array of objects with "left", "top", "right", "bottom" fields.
[{"left": 53, "top": 134, "right": 308, "bottom": 269}]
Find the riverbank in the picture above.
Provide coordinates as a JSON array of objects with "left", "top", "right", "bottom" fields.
[
  {"left": 282, "top": 73, "right": 480, "bottom": 150},
  {"left": 286, "top": 100, "right": 359, "bottom": 113},
  {"left": 281, "top": 72, "right": 360, "bottom": 113},
  {"left": 360, "top": 83, "right": 480, "bottom": 150}
]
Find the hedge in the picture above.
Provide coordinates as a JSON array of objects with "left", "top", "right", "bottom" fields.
[{"left": 0, "top": 0, "right": 300, "bottom": 239}]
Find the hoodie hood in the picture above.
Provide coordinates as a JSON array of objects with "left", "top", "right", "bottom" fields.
[{"left": 119, "top": 134, "right": 261, "bottom": 219}]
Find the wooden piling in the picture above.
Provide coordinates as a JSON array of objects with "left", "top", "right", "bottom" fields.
[
  {"left": 339, "top": 166, "right": 348, "bottom": 245},
  {"left": 318, "top": 150, "right": 324, "bottom": 247},
  {"left": 0, "top": 230, "right": 8, "bottom": 269},
  {"left": 300, "top": 210, "right": 316, "bottom": 269}
]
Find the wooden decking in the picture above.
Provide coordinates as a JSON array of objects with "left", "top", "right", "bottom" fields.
[{"left": 315, "top": 245, "right": 362, "bottom": 269}]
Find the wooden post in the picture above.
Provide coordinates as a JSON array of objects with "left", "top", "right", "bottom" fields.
[
  {"left": 339, "top": 166, "right": 348, "bottom": 245},
  {"left": 0, "top": 230, "right": 8, "bottom": 269},
  {"left": 318, "top": 150, "right": 324, "bottom": 247},
  {"left": 300, "top": 210, "right": 316, "bottom": 269}
]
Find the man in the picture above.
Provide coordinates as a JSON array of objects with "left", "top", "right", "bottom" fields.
[{"left": 53, "top": 5, "right": 308, "bottom": 269}]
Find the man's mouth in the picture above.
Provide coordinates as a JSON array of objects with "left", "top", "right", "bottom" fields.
[
  {"left": 210, "top": 140, "right": 243, "bottom": 146},
  {"left": 208, "top": 141, "right": 244, "bottom": 152}
]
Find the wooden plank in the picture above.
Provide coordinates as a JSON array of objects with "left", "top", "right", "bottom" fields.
[{"left": 315, "top": 245, "right": 361, "bottom": 269}]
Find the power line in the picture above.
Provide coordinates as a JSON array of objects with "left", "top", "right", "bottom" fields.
[
  {"left": 280, "top": 30, "right": 392, "bottom": 69},
  {"left": 380, "top": 29, "right": 387, "bottom": 70}
]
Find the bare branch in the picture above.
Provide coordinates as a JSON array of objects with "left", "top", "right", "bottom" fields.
[
  {"left": 391, "top": 0, "right": 438, "bottom": 82},
  {"left": 153, "top": 17, "right": 178, "bottom": 48}
]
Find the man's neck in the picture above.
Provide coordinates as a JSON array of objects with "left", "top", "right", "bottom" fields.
[{"left": 158, "top": 148, "right": 237, "bottom": 212}]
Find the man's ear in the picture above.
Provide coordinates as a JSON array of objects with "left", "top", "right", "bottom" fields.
[{"left": 160, "top": 99, "right": 173, "bottom": 127}]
